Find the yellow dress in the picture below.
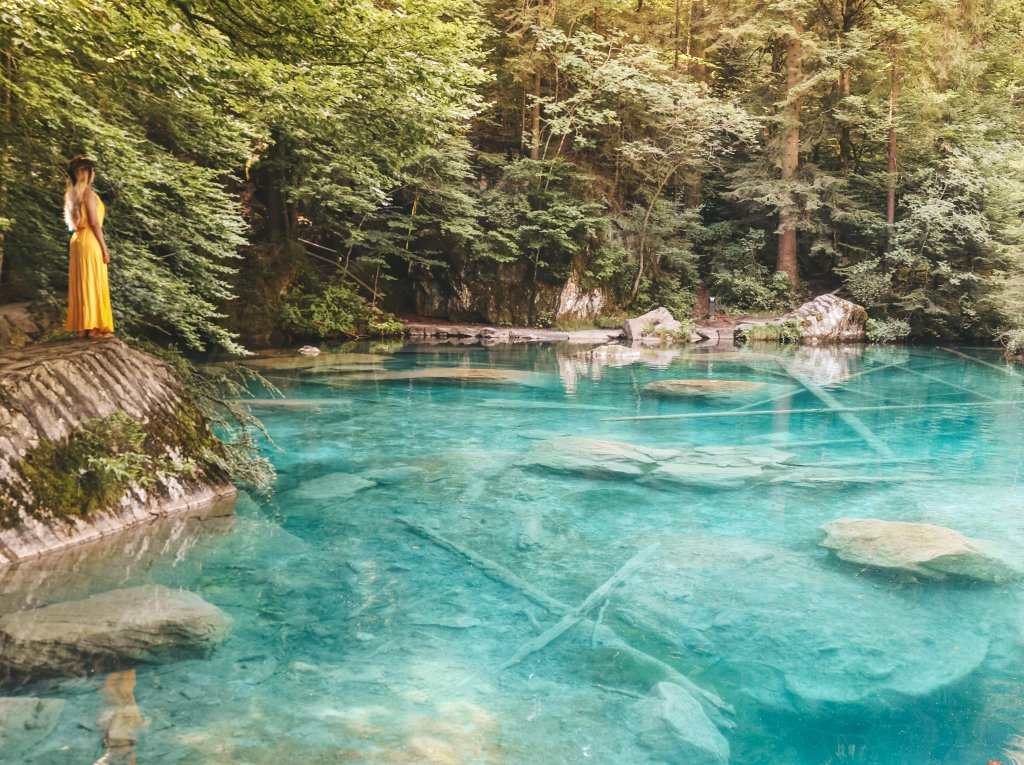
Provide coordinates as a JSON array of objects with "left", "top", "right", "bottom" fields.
[{"left": 65, "top": 194, "right": 114, "bottom": 333}]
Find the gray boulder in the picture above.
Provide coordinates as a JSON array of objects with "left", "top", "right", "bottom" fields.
[
  {"left": 0, "top": 585, "right": 230, "bottom": 682},
  {"left": 629, "top": 682, "right": 730, "bottom": 765},
  {"left": 0, "top": 697, "right": 65, "bottom": 759},
  {"left": 623, "top": 307, "right": 675, "bottom": 342},
  {"left": 821, "top": 518, "right": 1021, "bottom": 582},
  {"left": 734, "top": 295, "right": 867, "bottom": 345},
  {"left": 790, "top": 294, "right": 867, "bottom": 344}
]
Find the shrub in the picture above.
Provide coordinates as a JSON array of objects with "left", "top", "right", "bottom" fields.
[
  {"left": 709, "top": 269, "right": 792, "bottom": 313},
  {"left": 866, "top": 318, "right": 912, "bottom": 344},
  {"left": 277, "top": 281, "right": 403, "bottom": 338},
  {"left": 1000, "top": 328, "right": 1024, "bottom": 360},
  {"left": 737, "top": 319, "right": 801, "bottom": 345}
]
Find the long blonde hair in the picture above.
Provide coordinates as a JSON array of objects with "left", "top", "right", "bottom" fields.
[{"left": 64, "top": 156, "right": 95, "bottom": 231}]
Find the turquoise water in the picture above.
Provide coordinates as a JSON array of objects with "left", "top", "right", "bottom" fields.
[{"left": 3, "top": 343, "right": 1024, "bottom": 764}]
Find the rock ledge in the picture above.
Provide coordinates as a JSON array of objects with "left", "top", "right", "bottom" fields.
[{"left": 0, "top": 339, "right": 236, "bottom": 566}]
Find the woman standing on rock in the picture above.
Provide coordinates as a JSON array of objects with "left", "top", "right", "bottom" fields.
[{"left": 64, "top": 156, "right": 114, "bottom": 338}]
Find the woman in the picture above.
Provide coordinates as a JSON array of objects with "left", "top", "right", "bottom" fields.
[{"left": 64, "top": 156, "right": 114, "bottom": 338}]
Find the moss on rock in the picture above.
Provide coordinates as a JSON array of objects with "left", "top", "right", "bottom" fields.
[{"left": 1, "top": 407, "right": 224, "bottom": 528}]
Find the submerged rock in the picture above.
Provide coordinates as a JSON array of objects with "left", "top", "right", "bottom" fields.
[
  {"left": 519, "top": 437, "right": 799, "bottom": 488},
  {"left": 0, "top": 585, "right": 230, "bottom": 682},
  {"left": 643, "top": 462, "right": 765, "bottom": 490},
  {"left": 629, "top": 682, "right": 730, "bottom": 765},
  {"left": 623, "top": 536, "right": 991, "bottom": 712},
  {"left": 240, "top": 351, "right": 391, "bottom": 371},
  {"left": 282, "top": 472, "right": 376, "bottom": 503},
  {"left": 343, "top": 367, "right": 543, "bottom": 386},
  {"left": 0, "top": 697, "right": 65, "bottom": 758},
  {"left": 821, "top": 518, "right": 1021, "bottom": 582},
  {"left": 359, "top": 465, "right": 425, "bottom": 486},
  {"left": 517, "top": 437, "right": 682, "bottom": 479},
  {"left": 643, "top": 379, "right": 775, "bottom": 399}
]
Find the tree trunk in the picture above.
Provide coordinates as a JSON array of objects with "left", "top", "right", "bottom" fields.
[
  {"left": 837, "top": 67, "right": 851, "bottom": 176},
  {"left": 0, "top": 50, "right": 14, "bottom": 285},
  {"left": 530, "top": 66, "right": 542, "bottom": 160},
  {"left": 687, "top": 0, "right": 707, "bottom": 80},
  {"left": 673, "top": 0, "right": 681, "bottom": 69},
  {"left": 777, "top": 16, "right": 803, "bottom": 290},
  {"left": 886, "top": 59, "right": 900, "bottom": 230}
]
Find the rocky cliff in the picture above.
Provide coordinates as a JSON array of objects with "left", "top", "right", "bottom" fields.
[{"left": 0, "top": 339, "right": 235, "bottom": 565}]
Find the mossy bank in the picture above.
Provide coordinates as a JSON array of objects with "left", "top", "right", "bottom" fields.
[{"left": 0, "top": 338, "right": 235, "bottom": 565}]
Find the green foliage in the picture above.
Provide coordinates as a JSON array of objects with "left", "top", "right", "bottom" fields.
[
  {"left": 710, "top": 270, "right": 793, "bottom": 314},
  {"left": 278, "top": 282, "right": 365, "bottom": 339},
  {"left": 1, "top": 0, "right": 251, "bottom": 351},
  {"left": 866, "top": 317, "right": 912, "bottom": 344},
  {"left": 1000, "top": 328, "right": 1024, "bottom": 360},
  {"left": 278, "top": 280, "right": 402, "bottom": 339},
  {"left": 133, "top": 340, "right": 276, "bottom": 491},
  {"left": 480, "top": 159, "right": 606, "bottom": 266},
  {"left": 13, "top": 413, "right": 173, "bottom": 524},
  {"left": 2, "top": 0, "right": 1023, "bottom": 345},
  {"left": 737, "top": 320, "right": 802, "bottom": 346}
]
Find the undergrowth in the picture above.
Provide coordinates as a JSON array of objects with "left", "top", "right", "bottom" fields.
[
  {"left": 6, "top": 413, "right": 184, "bottom": 525},
  {"left": 736, "top": 319, "right": 801, "bottom": 345}
]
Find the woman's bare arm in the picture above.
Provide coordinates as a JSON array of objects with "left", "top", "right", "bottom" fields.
[{"left": 84, "top": 191, "right": 110, "bottom": 264}]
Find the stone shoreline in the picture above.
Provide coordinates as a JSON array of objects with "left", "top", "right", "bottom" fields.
[
  {"left": 0, "top": 339, "right": 236, "bottom": 567},
  {"left": 404, "top": 321, "right": 623, "bottom": 345}
]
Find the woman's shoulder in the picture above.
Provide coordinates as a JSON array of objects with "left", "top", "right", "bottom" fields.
[{"left": 83, "top": 188, "right": 103, "bottom": 205}]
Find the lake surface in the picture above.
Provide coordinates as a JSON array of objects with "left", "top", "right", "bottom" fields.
[{"left": 3, "top": 342, "right": 1024, "bottom": 764}]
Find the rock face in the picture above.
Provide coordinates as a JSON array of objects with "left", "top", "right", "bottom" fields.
[
  {"left": 0, "top": 585, "right": 230, "bottom": 682},
  {"left": 629, "top": 682, "right": 730, "bottom": 765},
  {"left": 821, "top": 518, "right": 1021, "bottom": 582},
  {"left": 556, "top": 271, "right": 608, "bottom": 320},
  {"left": 0, "top": 697, "right": 65, "bottom": 758},
  {"left": 0, "top": 303, "right": 49, "bottom": 351},
  {"left": 0, "top": 339, "right": 236, "bottom": 566},
  {"left": 412, "top": 258, "right": 564, "bottom": 326}
]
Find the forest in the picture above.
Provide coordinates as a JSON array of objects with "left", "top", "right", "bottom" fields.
[{"left": 2, "top": 0, "right": 1023, "bottom": 351}]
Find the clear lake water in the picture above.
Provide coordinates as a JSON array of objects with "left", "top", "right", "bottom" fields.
[{"left": 2, "top": 342, "right": 1024, "bottom": 764}]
